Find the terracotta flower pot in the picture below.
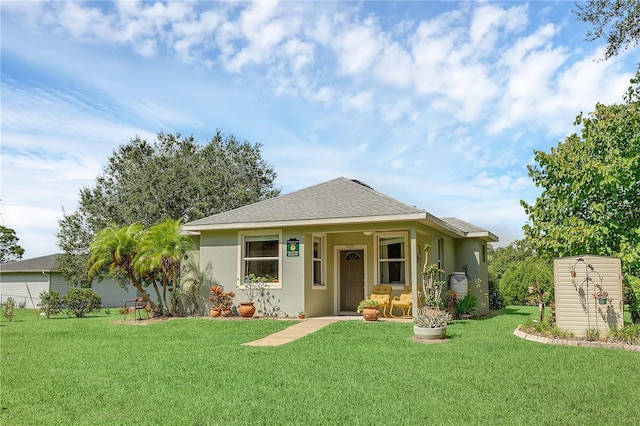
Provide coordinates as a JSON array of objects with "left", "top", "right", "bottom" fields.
[
  {"left": 238, "top": 302, "right": 256, "bottom": 318},
  {"left": 210, "top": 308, "right": 221, "bottom": 317},
  {"left": 221, "top": 308, "right": 233, "bottom": 317},
  {"left": 362, "top": 306, "right": 380, "bottom": 321}
]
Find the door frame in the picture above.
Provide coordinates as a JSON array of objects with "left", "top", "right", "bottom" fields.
[{"left": 334, "top": 244, "right": 367, "bottom": 315}]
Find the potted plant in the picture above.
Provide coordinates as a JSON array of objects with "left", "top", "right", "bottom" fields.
[
  {"left": 209, "top": 285, "right": 235, "bottom": 317},
  {"left": 594, "top": 291, "right": 609, "bottom": 305},
  {"left": 421, "top": 262, "right": 445, "bottom": 309},
  {"left": 445, "top": 290, "right": 458, "bottom": 317},
  {"left": 357, "top": 299, "right": 380, "bottom": 321},
  {"left": 238, "top": 274, "right": 269, "bottom": 317},
  {"left": 413, "top": 306, "right": 452, "bottom": 340},
  {"left": 298, "top": 311, "right": 306, "bottom": 320}
]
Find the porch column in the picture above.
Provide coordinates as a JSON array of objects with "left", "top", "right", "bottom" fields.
[{"left": 410, "top": 227, "right": 418, "bottom": 317}]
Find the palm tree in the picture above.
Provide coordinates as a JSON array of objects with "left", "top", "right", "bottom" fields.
[
  {"left": 88, "top": 223, "right": 155, "bottom": 308},
  {"left": 134, "top": 219, "right": 195, "bottom": 313}
]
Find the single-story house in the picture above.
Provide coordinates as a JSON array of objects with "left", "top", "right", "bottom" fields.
[
  {"left": 183, "top": 177, "right": 498, "bottom": 318},
  {"left": 0, "top": 254, "right": 133, "bottom": 308}
]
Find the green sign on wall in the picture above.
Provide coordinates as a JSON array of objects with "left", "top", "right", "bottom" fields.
[{"left": 286, "top": 238, "right": 300, "bottom": 257}]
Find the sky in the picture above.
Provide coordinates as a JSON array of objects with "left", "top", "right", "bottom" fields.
[{"left": 1, "top": 0, "right": 638, "bottom": 260}]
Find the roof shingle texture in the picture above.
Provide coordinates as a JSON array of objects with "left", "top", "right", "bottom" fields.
[
  {"left": 186, "top": 177, "right": 425, "bottom": 227},
  {"left": 0, "top": 254, "right": 60, "bottom": 272}
]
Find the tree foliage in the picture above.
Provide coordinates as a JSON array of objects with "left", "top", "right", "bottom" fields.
[
  {"left": 0, "top": 225, "right": 25, "bottom": 263},
  {"left": 88, "top": 219, "right": 195, "bottom": 315},
  {"left": 522, "top": 70, "right": 640, "bottom": 276},
  {"left": 58, "top": 131, "right": 279, "bottom": 286},
  {"left": 498, "top": 258, "right": 554, "bottom": 306},
  {"left": 62, "top": 288, "right": 101, "bottom": 318},
  {"left": 574, "top": 0, "right": 640, "bottom": 59}
]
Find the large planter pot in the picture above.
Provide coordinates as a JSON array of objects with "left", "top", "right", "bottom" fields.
[
  {"left": 362, "top": 307, "right": 380, "bottom": 321},
  {"left": 210, "top": 308, "right": 221, "bottom": 317},
  {"left": 413, "top": 325, "right": 446, "bottom": 340},
  {"left": 238, "top": 302, "right": 256, "bottom": 318}
]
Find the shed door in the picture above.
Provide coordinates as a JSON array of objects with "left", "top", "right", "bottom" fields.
[{"left": 339, "top": 250, "right": 364, "bottom": 312}]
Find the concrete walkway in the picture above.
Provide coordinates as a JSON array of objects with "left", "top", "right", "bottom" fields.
[
  {"left": 243, "top": 318, "right": 345, "bottom": 347},
  {"left": 243, "top": 316, "right": 407, "bottom": 347}
]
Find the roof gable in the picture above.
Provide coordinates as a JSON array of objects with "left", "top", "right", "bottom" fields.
[{"left": 185, "top": 177, "right": 425, "bottom": 228}]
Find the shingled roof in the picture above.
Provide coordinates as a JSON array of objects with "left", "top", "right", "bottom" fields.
[
  {"left": 183, "top": 177, "right": 497, "bottom": 241},
  {"left": 185, "top": 177, "right": 427, "bottom": 228},
  {"left": 0, "top": 254, "right": 61, "bottom": 272}
]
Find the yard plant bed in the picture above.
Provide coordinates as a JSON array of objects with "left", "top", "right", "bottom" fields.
[{"left": 2, "top": 307, "right": 639, "bottom": 425}]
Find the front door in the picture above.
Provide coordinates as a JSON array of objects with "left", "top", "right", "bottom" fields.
[{"left": 339, "top": 250, "right": 364, "bottom": 311}]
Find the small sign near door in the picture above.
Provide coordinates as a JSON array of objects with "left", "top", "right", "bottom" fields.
[{"left": 286, "top": 238, "right": 300, "bottom": 257}]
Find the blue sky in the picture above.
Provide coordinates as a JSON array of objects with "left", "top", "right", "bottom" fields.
[{"left": 1, "top": 1, "right": 638, "bottom": 259}]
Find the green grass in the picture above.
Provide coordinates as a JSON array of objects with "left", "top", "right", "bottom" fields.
[{"left": 1, "top": 307, "right": 638, "bottom": 425}]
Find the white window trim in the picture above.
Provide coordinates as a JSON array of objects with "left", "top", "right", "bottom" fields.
[
  {"left": 437, "top": 237, "right": 444, "bottom": 270},
  {"left": 312, "top": 234, "right": 326, "bottom": 290},
  {"left": 374, "top": 231, "right": 409, "bottom": 288},
  {"left": 237, "top": 230, "right": 283, "bottom": 290}
]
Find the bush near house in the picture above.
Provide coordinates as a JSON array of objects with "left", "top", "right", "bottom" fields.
[
  {"left": 498, "top": 257, "right": 553, "bottom": 305},
  {"left": 62, "top": 288, "right": 101, "bottom": 318},
  {"left": 38, "top": 290, "right": 62, "bottom": 319}
]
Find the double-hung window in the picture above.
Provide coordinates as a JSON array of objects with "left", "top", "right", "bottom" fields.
[
  {"left": 241, "top": 233, "right": 280, "bottom": 286},
  {"left": 378, "top": 234, "right": 406, "bottom": 285},
  {"left": 312, "top": 236, "right": 325, "bottom": 288}
]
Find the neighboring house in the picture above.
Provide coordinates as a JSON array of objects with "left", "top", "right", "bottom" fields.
[
  {"left": 0, "top": 254, "right": 133, "bottom": 308},
  {"left": 183, "top": 177, "right": 498, "bottom": 318}
]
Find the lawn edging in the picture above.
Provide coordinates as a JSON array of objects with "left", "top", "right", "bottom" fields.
[{"left": 513, "top": 328, "right": 640, "bottom": 353}]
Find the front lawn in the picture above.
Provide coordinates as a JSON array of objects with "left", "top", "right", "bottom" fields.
[{"left": 1, "top": 307, "right": 638, "bottom": 425}]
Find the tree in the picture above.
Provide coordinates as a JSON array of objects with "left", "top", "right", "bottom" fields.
[
  {"left": 498, "top": 258, "right": 554, "bottom": 306},
  {"left": 522, "top": 70, "right": 640, "bottom": 276},
  {"left": 134, "top": 219, "right": 195, "bottom": 313},
  {"left": 0, "top": 225, "right": 25, "bottom": 263},
  {"left": 487, "top": 240, "right": 537, "bottom": 310},
  {"left": 89, "top": 220, "right": 196, "bottom": 315},
  {"left": 88, "top": 223, "right": 154, "bottom": 308},
  {"left": 574, "top": 0, "right": 640, "bottom": 59},
  {"left": 58, "top": 131, "right": 279, "bottom": 286}
]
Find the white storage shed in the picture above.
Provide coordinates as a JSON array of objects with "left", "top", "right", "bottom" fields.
[{"left": 553, "top": 254, "right": 624, "bottom": 336}]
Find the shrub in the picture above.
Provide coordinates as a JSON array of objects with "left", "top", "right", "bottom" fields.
[
  {"left": 498, "top": 258, "right": 553, "bottom": 305},
  {"left": 62, "top": 288, "right": 101, "bottom": 318},
  {"left": 2, "top": 297, "right": 16, "bottom": 321},
  {"left": 624, "top": 275, "right": 640, "bottom": 324},
  {"left": 608, "top": 325, "right": 640, "bottom": 345},
  {"left": 38, "top": 290, "right": 62, "bottom": 318},
  {"left": 456, "top": 294, "right": 478, "bottom": 316},
  {"left": 488, "top": 279, "right": 505, "bottom": 310},
  {"left": 585, "top": 328, "right": 600, "bottom": 342}
]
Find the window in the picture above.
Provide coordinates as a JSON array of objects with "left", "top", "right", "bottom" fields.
[
  {"left": 481, "top": 244, "right": 486, "bottom": 263},
  {"left": 378, "top": 235, "right": 406, "bottom": 285},
  {"left": 313, "top": 236, "right": 325, "bottom": 288},
  {"left": 242, "top": 233, "right": 280, "bottom": 284},
  {"left": 437, "top": 237, "right": 444, "bottom": 269}
]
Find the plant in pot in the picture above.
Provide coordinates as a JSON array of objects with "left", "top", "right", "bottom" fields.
[
  {"left": 413, "top": 306, "right": 452, "bottom": 340},
  {"left": 445, "top": 290, "right": 458, "bottom": 317},
  {"left": 298, "top": 311, "right": 306, "bottom": 320},
  {"left": 209, "top": 285, "right": 235, "bottom": 317},
  {"left": 421, "top": 263, "right": 445, "bottom": 309},
  {"left": 357, "top": 299, "right": 380, "bottom": 321},
  {"left": 239, "top": 274, "right": 269, "bottom": 318}
]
